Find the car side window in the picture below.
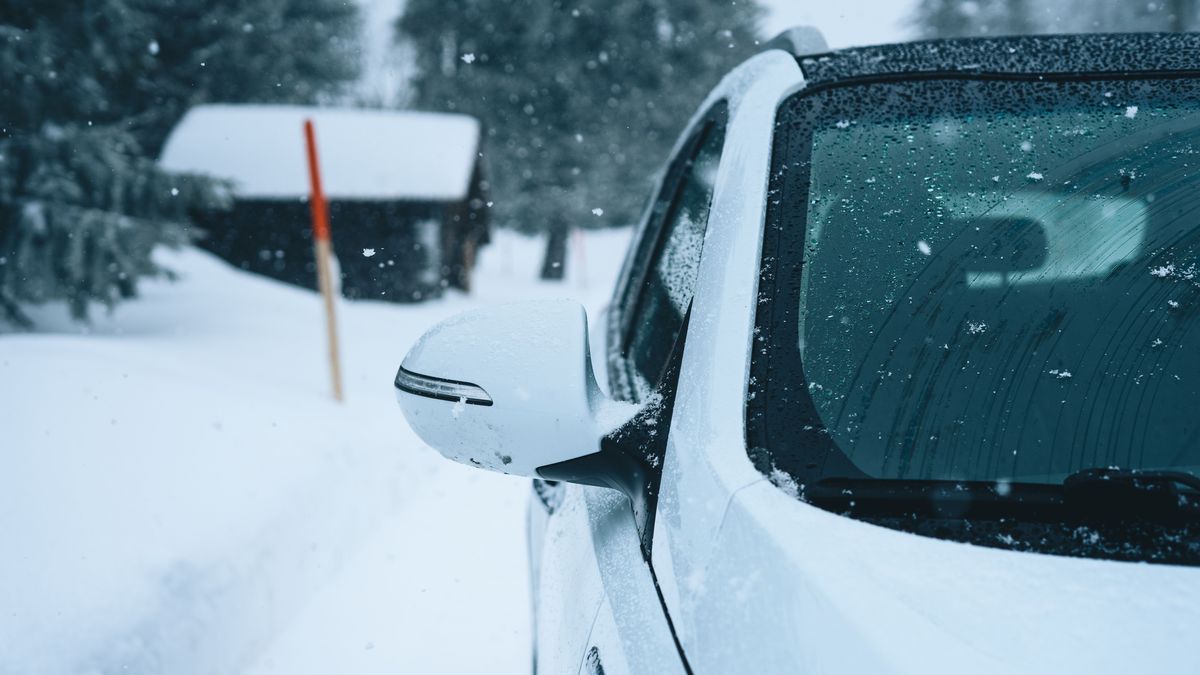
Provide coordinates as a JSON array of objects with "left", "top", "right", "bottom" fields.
[{"left": 621, "top": 108, "right": 727, "bottom": 399}]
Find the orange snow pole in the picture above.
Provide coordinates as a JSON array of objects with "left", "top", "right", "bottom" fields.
[{"left": 304, "top": 119, "right": 344, "bottom": 402}]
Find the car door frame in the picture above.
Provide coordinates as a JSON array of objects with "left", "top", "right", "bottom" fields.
[
  {"left": 531, "top": 91, "right": 740, "bottom": 675},
  {"left": 644, "top": 49, "right": 808, "bottom": 657},
  {"left": 541, "top": 48, "right": 808, "bottom": 675}
]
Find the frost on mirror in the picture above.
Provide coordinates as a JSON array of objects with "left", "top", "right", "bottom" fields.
[{"left": 761, "top": 77, "right": 1200, "bottom": 485}]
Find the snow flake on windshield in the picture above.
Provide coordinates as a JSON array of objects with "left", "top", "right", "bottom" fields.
[
  {"left": 1026, "top": 171, "right": 1044, "bottom": 181},
  {"left": 769, "top": 467, "right": 801, "bottom": 499},
  {"left": 917, "top": 240, "right": 932, "bottom": 255},
  {"left": 362, "top": 248, "right": 376, "bottom": 257},
  {"left": 966, "top": 320, "right": 988, "bottom": 335},
  {"left": 996, "top": 533, "right": 1020, "bottom": 546},
  {"left": 1048, "top": 369, "right": 1073, "bottom": 379},
  {"left": 460, "top": 53, "right": 475, "bottom": 64},
  {"left": 591, "top": 207, "right": 604, "bottom": 216},
  {"left": 1150, "top": 263, "right": 1198, "bottom": 280},
  {"left": 1124, "top": 105, "right": 1139, "bottom": 119}
]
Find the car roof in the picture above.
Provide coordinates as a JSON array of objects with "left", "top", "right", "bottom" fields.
[{"left": 771, "top": 32, "right": 1200, "bottom": 86}]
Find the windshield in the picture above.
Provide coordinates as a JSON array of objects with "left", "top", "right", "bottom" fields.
[{"left": 751, "top": 76, "right": 1200, "bottom": 494}]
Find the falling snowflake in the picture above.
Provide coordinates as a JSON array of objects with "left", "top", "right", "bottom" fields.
[
  {"left": 362, "top": 248, "right": 376, "bottom": 258},
  {"left": 460, "top": 53, "right": 476, "bottom": 64}
]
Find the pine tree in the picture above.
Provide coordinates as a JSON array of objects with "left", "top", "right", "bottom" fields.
[
  {"left": 123, "top": 0, "right": 362, "bottom": 155},
  {"left": 0, "top": 0, "right": 360, "bottom": 325},
  {"left": 397, "top": 0, "right": 762, "bottom": 279}
]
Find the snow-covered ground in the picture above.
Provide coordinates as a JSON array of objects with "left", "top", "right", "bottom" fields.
[{"left": 1, "top": 227, "right": 631, "bottom": 674}]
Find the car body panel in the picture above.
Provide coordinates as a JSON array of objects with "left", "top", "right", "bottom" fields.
[
  {"left": 691, "top": 480, "right": 1200, "bottom": 673},
  {"left": 532, "top": 485, "right": 607, "bottom": 674},
  {"left": 578, "top": 488, "right": 687, "bottom": 675},
  {"left": 532, "top": 483, "right": 685, "bottom": 675}
]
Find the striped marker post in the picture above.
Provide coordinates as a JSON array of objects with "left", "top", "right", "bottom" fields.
[{"left": 303, "top": 119, "right": 344, "bottom": 402}]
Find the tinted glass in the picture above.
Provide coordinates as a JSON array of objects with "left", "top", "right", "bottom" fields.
[
  {"left": 754, "top": 77, "right": 1200, "bottom": 485},
  {"left": 625, "top": 120, "right": 725, "bottom": 397}
]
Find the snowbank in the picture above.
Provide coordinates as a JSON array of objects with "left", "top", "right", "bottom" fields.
[{"left": 0, "top": 227, "right": 631, "bottom": 674}]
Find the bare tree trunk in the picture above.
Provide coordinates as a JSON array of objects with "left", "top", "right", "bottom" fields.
[{"left": 539, "top": 223, "right": 568, "bottom": 280}]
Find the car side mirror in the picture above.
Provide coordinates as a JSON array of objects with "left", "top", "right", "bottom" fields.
[{"left": 394, "top": 300, "right": 636, "bottom": 478}]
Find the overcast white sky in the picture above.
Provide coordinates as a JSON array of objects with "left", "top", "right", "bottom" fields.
[{"left": 758, "top": 0, "right": 920, "bottom": 48}]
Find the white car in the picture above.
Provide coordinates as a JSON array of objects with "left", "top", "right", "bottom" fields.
[{"left": 395, "top": 29, "right": 1200, "bottom": 674}]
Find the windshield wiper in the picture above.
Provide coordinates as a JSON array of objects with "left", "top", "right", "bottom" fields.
[
  {"left": 1063, "top": 467, "right": 1200, "bottom": 492},
  {"left": 804, "top": 467, "right": 1200, "bottom": 523},
  {"left": 1061, "top": 467, "right": 1200, "bottom": 518}
]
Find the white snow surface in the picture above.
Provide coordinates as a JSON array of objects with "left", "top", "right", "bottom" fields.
[
  {"left": 1, "top": 227, "right": 629, "bottom": 674},
  {"left": 159, "top": 104, "right": 481, "bottom": 201}
]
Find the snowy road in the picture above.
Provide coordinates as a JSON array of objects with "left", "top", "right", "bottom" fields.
[
  {"left": 246, "top": 461, "right": 533, "bottom": 674},
  {"left": 1, "top": 228, "right": 629, "bottom": 674}
]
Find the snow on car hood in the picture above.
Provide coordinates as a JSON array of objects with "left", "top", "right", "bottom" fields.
[{"left": 684, "top": 479, "right": 1199, "bottom": 674}]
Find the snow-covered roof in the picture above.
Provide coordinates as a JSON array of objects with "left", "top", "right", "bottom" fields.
[{"left": 159, "top": 105, "right": 481, "bottom": 202}]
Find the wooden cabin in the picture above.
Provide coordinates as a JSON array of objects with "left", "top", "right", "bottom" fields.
[{"left": 159, "top": 104, "right": 489, "bottom": 301}]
